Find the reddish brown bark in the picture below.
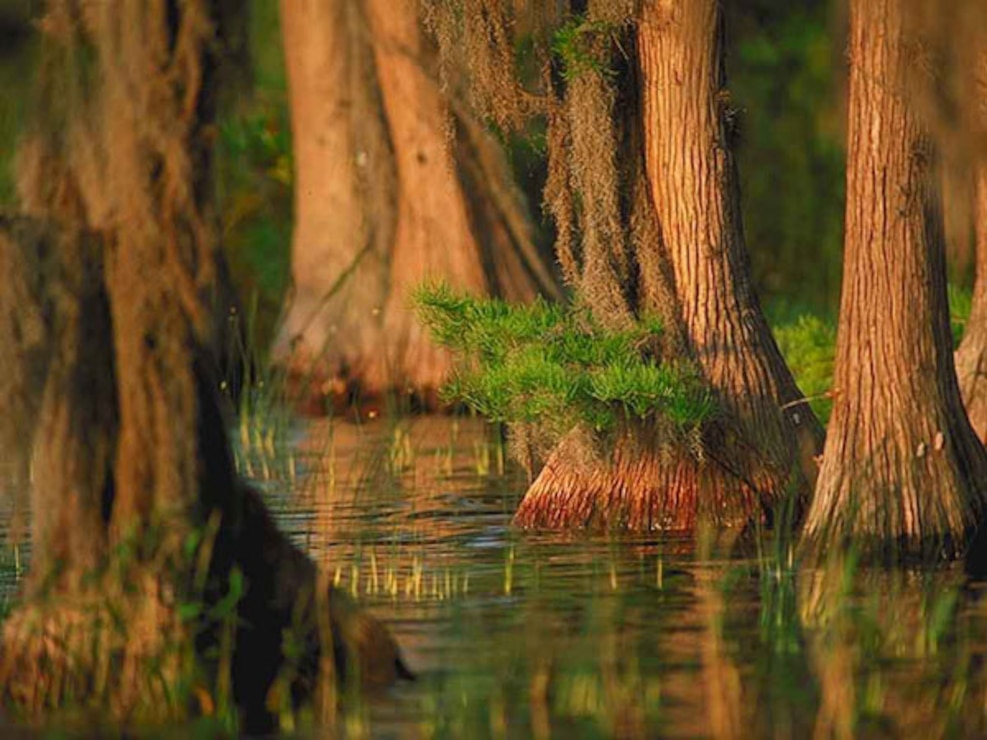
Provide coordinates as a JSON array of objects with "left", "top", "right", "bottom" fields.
[
  {"left": 955, "top": 52, "right": 987, "bottom": 442},
  {"left": 803, "top": 0, "right": 987, "bottom": 557},
  {"left": 274, "top": 0, "right": 556, "bottom": 411},
  {"left": 274, "top": 0, "right": 390, "bottom": 404},
  {"left": 956, "top": 166, "right": 987, "bottom": 441},
  {"left": 514, "top": 0, "right": 822, "bottom": 531},
  {"left": 366, "top": 0, "right": 490, "bottom": 395}
]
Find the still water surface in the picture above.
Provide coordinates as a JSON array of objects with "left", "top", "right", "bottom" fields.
[
  {"left": 250, "top": 416, "right": 987, "bottom": 738},
  {"left": 3, "top": 416, "right": 986, "bottom": 737}
]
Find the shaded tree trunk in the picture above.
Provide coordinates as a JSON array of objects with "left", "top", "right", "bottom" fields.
[
  {"left": 0, "top": 1, "right": 407, "bottom": 731},
  {"left": 273, "top": 0, "right": 558, "bottom": 412},
  {"left": 802, "top": 0, "right": 987, "bottom": 558},
  {"left": 514, "top": 0, "right": 821, "bottom": 531}
]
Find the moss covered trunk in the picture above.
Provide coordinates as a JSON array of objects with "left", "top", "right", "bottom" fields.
[
  {"left": 274, "top": 0, "right": 557, "bottom": 411},
  {"left": 802, "top": 0, "right": 987, "bottom": 558},
  {"left": 514, "top": 0, "right": 821, "bottom": 531},
  {"left": 0, "top": 1, "right": 407, "bottom": 731}
]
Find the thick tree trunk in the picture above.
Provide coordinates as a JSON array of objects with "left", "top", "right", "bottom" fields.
[
  {"left": 366, "top": 0, "right": 488, "bottom": 397},
  {"left": 802, "top": 0, "right": 987, "bottom": 558},
  {"left": 273, "top": 0, "right": 557, "bottom": 412},
  {"left": 0, "top": 1, "right": 408, "bottom": 731},
  {"left": 515, "top": 0, "right": 821, "bottom": 531},
  {"left": 274, "top": 0, "right": 391, "bottom": 405}
]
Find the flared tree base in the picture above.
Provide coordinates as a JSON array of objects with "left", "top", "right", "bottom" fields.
[
  {"left": 276, "top": 350, "right": 444, "bottom": 419},
  {"left": 512, "top": 429, "right": 798, "bottom": 532},
  {"left": 0, "top": 576, "right": 194, "bottom": 725},
  {"left": 801, "top": 453, "right": 986, "bottom": 565}
]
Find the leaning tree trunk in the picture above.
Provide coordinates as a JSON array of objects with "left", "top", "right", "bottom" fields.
[
  {"left": 273, "top": 0, "right": 557, "bottom": 412},
  {"left": 0, "top": 2, "right": 407, "bottom": 732},
  {"left": 955, "top": 51, "right": 987, "bottom": 442},
  {"left": 802, "top": 0, "right": 987, "bottom": 559},
  {"left": 514, "top": 0, "right": 822, "bottom": 531}
]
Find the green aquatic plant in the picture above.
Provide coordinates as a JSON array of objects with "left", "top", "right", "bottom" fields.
[{"left": 414, "top": 283, "right": 716, "bottom": 445}]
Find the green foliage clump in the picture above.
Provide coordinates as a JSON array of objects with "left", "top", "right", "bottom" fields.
[
  {"left": 773, "top": 284, "right": 974, "bottom": 426},
  {"left": 550, "top": 16, "right": 620, "bottom": 81},
  {"left": 948, "top": 284, "right": 972, "bottom": 347},
  {"left": 773, "top": 314, "right": 835, "bottom": 423},
  {"left": 414, "top": 284, "right": 715, "bottom": 441}
]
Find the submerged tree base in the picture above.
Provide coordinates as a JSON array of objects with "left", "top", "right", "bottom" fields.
[
  {"left": 0, "top": 575, "right": 191, "bottom": 725},
  {"left": 512, "top": 426, "right": 798, "bottom": 532},
  {"left": 279, "top": 357, "right": 444, "bottom": 418},
  {"left": 0, "top": 480, "right": 414, "bottom": 733}
]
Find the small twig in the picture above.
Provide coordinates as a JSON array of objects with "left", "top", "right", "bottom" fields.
[{"left": 780, "top": 390, "right": 836, "bottom": 411}]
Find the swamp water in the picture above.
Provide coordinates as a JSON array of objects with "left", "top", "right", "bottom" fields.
[{"left": 4, "top": 415, "right": 987, "bottom": 737}]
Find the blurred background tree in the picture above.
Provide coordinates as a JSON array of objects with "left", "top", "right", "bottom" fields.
[
  {"left": 1, "top": 0, "right": 851, "bottom": 324},
  {"left": 726, "top": 0, "right": 846, "bottom": 315},
  {"left": 0, "top": 0, "right": 976, "bottom": 408}
]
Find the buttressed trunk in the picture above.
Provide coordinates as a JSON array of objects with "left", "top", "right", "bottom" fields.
[
  {"left": 0, "top": 1, "right": 408, "bottom": 731},
  {"left": 515, "top": 0, "right": 822, "bottom": 531},
  {"left": 274, "top": 0, "right": 557, "bottom": 411},
  {"left": 802, "top": 0, "right": 987, "bottom": 559}
]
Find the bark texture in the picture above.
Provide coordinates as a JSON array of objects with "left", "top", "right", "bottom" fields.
[
  {"left": 0, "top": 1, "right": 408, "bottom": 730},
  {"left": 957, "top": 166, "right": 987, "bottom": 441},
  {"left": 955, "top": 50, "right": 987, "bottom": 442},
  {"left": 803, "top": 0, "right": 987, "bottom": 558},
  {"left": 514, "top": 0, "right": 822, "bottom": 531},
  {"left": 274, "top": 0, "right": 557, "bottom": 411}
]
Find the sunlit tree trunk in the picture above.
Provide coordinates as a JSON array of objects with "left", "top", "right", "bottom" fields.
[
  {"left": 955, "top": 52, "right": 987, "bottom": 442},
  {"left": 802, "top": 0, "right": 987, "bottom": 558},
  {"left": 515, "top": 0, "right": 821, "bottom": 531},
  {"left": 366, "top": 0, "right": 489, "bottom": 397},
  {"left": 0, "top": 1, "right": 407, "bottom": 730},
  {"left": 275, "top": 0, "right": 390, "bottom": 405},
  {"left": 274, "top": 0, "right": 557, "bottom": 411},
  {"left": 956, "top": 166, "right": 987, "bottom": 441}
]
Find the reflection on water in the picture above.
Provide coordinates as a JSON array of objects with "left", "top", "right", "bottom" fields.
[{"left": 4, "top": 416, "right": 987, "bottom": 736}]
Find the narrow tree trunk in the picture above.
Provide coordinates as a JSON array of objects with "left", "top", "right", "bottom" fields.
[
  {"left": 955, "top": 53, "right": 987, "bottom": 442},
  {"left": 803, "top": 0, "right": 987, "bottom": 558},
  {"left": 274, "top": 0, "right": 557, "bottom": 412},
  {"left": 515, "top": 0, "right": 821, "bottom": 531}
]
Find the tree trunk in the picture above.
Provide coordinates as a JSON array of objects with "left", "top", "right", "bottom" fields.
[
  {"left": 955, "top": 52, "right": 987, "bottom": 442},
  {"left": 956, "top": 165, "right": 987, "bottom": 441},
  {"left": 274, "top": 0, "right": 392, "bottom": 407},
  {"left": 0, "top": 2, "right": 408, "bottom": 731},
  {"left": 365, "top": 0, "right": 489, "bottom": 398},
  {"left": 802, "top": 0, "right": 987, "bottom": 558},
  {"left": 514, "top": 0, "right": 822, "bottom": 531},
  {"left": 273, "top": 0, "right": 557, "bottom": 412}
]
